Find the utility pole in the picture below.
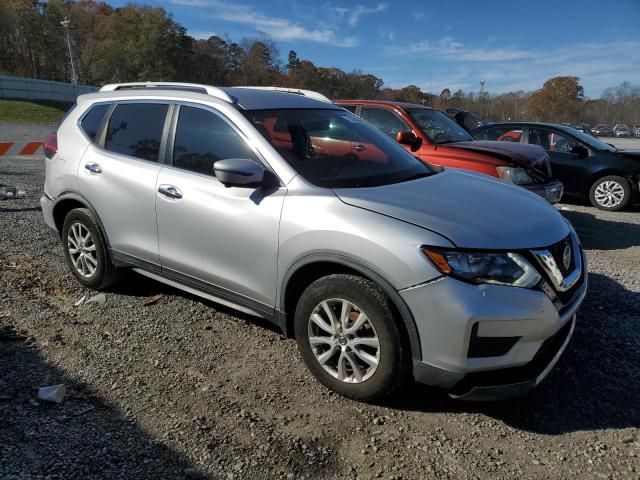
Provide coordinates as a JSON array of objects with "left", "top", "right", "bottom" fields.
[
  {"left": 60, "top": 18, "right": 77, "bottom": 84},
  {"left": 479, "top": 80, "right": 486, "bottom": 120}
]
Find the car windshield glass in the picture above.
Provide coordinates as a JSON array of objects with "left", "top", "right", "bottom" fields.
[
  {"left": 243, "top": 108, "right": 435, "bottom": 188},
  {"left": 568, "top": 128, "right": 617, "bottom": 151},
  {"left": 406, "top": 108, "right": 473, "bottom": 143}
]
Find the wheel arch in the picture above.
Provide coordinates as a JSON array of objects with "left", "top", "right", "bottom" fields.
[
  {"left": 52, "top": 192, "right": 112, "bottom": 250},
  {"left": 280, "top": 254, "right": 422, "bottom": 362},
  {"left": 587, "top": 169, "right": 637, "bottom": 196}
]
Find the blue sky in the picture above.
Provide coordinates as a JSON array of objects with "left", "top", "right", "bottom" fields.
[{"left": 110, "top": 0, "right": 639, "bottom": 97}]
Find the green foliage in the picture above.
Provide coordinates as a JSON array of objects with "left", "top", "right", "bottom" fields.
[{"left": 0, "top": 99, "right": 71, "bottom": 123}]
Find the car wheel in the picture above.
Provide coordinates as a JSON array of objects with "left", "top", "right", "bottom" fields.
[
  {"left": 294, "top": 274, "right": 410, "bottom": 401},
  {"left": 62, "top": 208, "right": 121, "bottom": 289},
  {"left": 589, "top": 176, "right": 631, "bottom": 211}
]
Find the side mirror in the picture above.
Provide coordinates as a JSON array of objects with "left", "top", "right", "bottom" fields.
[
  {"left": 214, "top": 158, "right": 265, "bottom": 186},
  {"left": 569, "top": 145, "right": 588, "bottom": 158},
  {"left": 396, "top": 131, "right": 422, "bottom": 151}
]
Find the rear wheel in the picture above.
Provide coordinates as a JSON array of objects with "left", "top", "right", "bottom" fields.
[
  {"left": 294, "top": 274, "right": 409, "bottom": 401},
  {"left": 62, "top": 208, "right": 121, "bottom": 289},
  {"left": 589, "top": 175, "right": 631, "bottom": 211}
]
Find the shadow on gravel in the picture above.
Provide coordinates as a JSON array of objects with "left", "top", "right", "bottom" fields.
[
  {"left": 0, "top": 205, "right": 42, "bottom": 213},
  {"left": 561, "top": 209, "right": 640, "bottom": 250},
  {"left": 108, "top": 271, "right": 282, "bottom": 334},
  {"left": 392, "top": 272, "right": 640, "bottom": 435},
  {"left": 0, "top": 337, "right": 214, "bottom": 479}
]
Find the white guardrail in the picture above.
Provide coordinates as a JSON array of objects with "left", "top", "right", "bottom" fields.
[{"left": 0, "top": 75, "right": 98, "bottom": 103}]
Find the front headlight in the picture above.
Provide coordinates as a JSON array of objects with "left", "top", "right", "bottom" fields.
[
  {"left": 422, "top": 247, "right": 541, "bottom": 288},
  {"left": 496, "top": 166, "right": 533, "bottom": 185}
]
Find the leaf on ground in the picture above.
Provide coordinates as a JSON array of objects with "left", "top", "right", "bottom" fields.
[{"left": 143, "top": 294, "right": 164, "bottom": 306}]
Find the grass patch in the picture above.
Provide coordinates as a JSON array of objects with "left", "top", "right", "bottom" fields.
[{"left": 0, "top": 99, "right": 73, "bottom": 124}]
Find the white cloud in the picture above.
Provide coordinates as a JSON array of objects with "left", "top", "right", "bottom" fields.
[
  {"left": 171, "top": 0, "right": 358, "bottom": 47},
  {"left": 346, "top": 3, "right": 387, "bottom": 27},
  {"left": 386, "top": 37, "right": 640, "bottom": 96},
  {"left": 190, "top": 30, "right": 219, "bottom": 40}
]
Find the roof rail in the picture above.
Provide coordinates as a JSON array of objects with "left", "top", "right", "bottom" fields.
[
  {"left": 234, "top": 86, "right": 332, "bottom": 104},
  {"left": 99, "top": 82, "right": 236, "bottom": 104}
]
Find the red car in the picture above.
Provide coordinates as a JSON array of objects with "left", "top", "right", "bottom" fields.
[{"left": 334, "top": 100, "right": 563, "bottom": 203}]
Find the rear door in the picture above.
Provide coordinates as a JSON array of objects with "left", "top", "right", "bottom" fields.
[{"left": 78, "top": 101, "right": 170, "bottom": 267}]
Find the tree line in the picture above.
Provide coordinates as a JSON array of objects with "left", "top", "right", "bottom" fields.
[{"left": 1, "top": 0, "right": 638, "bottom": 126}]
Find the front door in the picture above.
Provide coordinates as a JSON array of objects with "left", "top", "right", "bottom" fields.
[
  {"left": 526, "top": 127, "right": 589, "bottom": 195},
  {"left": 155, "top": 104, "right": 285, "bottom": 312}
]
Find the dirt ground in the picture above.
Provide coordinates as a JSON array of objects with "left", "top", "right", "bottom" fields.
[{"left": 1, "top": 155, "right": 639, "bottom": 480}]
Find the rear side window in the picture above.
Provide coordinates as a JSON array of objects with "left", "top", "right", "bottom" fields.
[
  {"left": 172, "top": 106, "right": 258, "bottom": 176},
  {"left": 360, "top": 106, "right": 409, "bottom": 139},
  {"left": 475, "top": 127, "right": 522, "bottom": 142},
  {"left": 340, "top": 105, "right": 357, "bottom": 113},
  {"left": 105, "top": 103, "right": 168, "bottom": 162},
  {"left": 80, "top": 104, "right": 109, "bottom": 141}
]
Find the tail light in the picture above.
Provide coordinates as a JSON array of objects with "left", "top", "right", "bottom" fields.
[{"left": 43, "top": 132, "right": 57, "bottom": 159}]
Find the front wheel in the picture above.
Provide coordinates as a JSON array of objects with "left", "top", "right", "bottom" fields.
[
  {"left": 294, "top": 274, "right": 409, "bottom": 401},
  {"left": 589, "top": 176, "right": 631, "bottom": 211}
]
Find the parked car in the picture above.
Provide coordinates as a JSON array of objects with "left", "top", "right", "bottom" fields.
[
  {"left": 613, "top": 124, "right": 632, "bottom": 138},
  {"left": 634, "top": 125, "right": 640, "bottom": 138},
  {"left": 42, "top": 83, "right": 586, "bottom": 402},
  {"left": 334, "top": 100, "right": 563, "bottom": 204},
  {"left": 571, "top": 125, "right": 597, "bottom": 138},
  {"left": 591, "top": 124, "right": 612, "bottom": 137},
  {"left": 473, "top": 122, "right": 640, "bottom": 210}
]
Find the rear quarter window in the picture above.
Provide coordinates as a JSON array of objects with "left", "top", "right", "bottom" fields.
[{"left": 80, "top": 104, "right": 110, "bottom": 141}]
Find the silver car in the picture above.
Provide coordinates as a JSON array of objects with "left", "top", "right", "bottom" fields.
[{"left": 41, "top": 83, "right": 587, "bottom": 401}]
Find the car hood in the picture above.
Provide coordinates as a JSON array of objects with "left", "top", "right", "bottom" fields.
[
  {"left": 443, "top": 140, "right": 549, "bottom": 171},
  {"left": 334, "top": 169, "right": 569, "bottom": 250}
]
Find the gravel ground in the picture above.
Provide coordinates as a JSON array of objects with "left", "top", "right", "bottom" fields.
[{"left": 1, "top": 156, "right": 639, "bottom": 480}]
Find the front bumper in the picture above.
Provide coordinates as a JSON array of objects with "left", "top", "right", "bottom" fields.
[
  {"left": 403, "top": 252, "right": 587, "bottom": 400},
  {"left": 522, "top": 180, "right": 564, "bottom": 204}
]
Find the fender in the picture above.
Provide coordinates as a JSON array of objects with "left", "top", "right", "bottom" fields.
[
  {"left": 280, "top": 253, "right": 423, "bottom": 362},
  {"left": 52, "top": 190, "right": 114, "bottom": 251}
]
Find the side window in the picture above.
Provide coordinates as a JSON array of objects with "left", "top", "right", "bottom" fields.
[
  {"left": 173, "top": 106, "right": 258, "bottom": 176},
  {"left": 80, "top": 104, "right": 109, "bottom": 141},
  {"left": 104, "top": 103, "right": 168, "bottom": 162},
  {"left": 360, "top": 107, "right": 409, "bottom": 139},
  {"left": 528, "top": 128, "right": 578, "bottom": 152},
  {"left": 476, "top": 127, "right": 522, "bottom": 142},
  {"left": 340, "top": 105, "right": 357, "bottom": 113}
]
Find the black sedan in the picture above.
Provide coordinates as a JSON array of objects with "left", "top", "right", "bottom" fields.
[{"left": 472, "top": 122, "right": 640, "bottom": 211}]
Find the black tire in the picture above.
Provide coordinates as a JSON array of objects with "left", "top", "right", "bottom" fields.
[
  {"left": 294, "top": 274, "right": 410, "bottom": 402},
  {"left": 61, "top": 208, "right": 121, "bottom": 289},
  {"left": 588, "top": 175, "right": 631, "bottom": 211}
]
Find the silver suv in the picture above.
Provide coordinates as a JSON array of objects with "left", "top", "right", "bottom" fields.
[{"left": 41, "top": 83, "right": 587, "bottom": 401}]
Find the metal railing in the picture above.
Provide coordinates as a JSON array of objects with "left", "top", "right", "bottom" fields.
[{"left": 0, "top": 75, "right": 98, "bottom": 103}]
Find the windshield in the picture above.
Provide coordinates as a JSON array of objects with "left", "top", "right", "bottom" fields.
[
  {"left": 406, "top": 108, "right": 473, "bottom": 143},
  {"left": 243, "top": 108, "right": 435, "bottom": 188},
  {"left": 569, "top": 128, "right": 618, "bottom": 151}
]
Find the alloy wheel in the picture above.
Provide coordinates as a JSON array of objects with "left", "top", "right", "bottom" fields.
[
  {"left": 67, "top": 222, "right": 98, "bottom": 278},
  {"left": 307, "top": 298, "right": 380, "bottom": 383},
  {"left": 594, "top": 180, "right": 625, "bottom": 209}
]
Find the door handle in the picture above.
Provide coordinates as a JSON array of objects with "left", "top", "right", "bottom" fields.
[
  {"left": 84, "top": 162, "right": 102, "bottom": 174},
  {"left": 158, "top": 184, "right": 183, "bottom": 200},
  {"left": 353, "top": 144, "right": 366, "bottom": 152}
]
